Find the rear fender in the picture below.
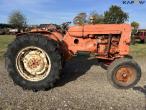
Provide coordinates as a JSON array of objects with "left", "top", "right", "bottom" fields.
[{"left": 16, "top": 31, "right": 63, "bottom": 42}]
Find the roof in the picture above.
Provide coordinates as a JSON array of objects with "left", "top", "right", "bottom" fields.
[{"left": 138, "top": 29, "right": 146, "bottom": 31}]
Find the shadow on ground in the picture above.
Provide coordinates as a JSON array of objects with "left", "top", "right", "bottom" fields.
[
  {"left": 55, "top": 56, "right": 106, "bottom": 87},
  {"left": 133, "top": 86, "right": 146, "bottom": 96},
  {"left": 133, "top": 85, "right": 146, "bottom": 108}
]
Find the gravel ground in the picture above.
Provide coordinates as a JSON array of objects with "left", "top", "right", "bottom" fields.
[{"left": 0, "top": 56, "right": 146, "bottom": 110}]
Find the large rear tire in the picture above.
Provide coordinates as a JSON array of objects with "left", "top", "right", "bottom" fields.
[
  {"left": 5, "top": 34, "right": 62, "bottom": 91},
  {"left": 107, "top": 58, "right": 141, "bottom": 89}
]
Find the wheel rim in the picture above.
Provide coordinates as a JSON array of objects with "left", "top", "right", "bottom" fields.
[
  {"left": 16, "top": 46, "right": 51, "bottom": 82},
  {"left": 115, "top": 66, "right": 136, "bottom": 86}
]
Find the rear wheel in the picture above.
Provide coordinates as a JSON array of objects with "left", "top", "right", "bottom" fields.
[
  {"left": 5, "top": 34, "right": 62, "bottom": 91},
  {"left": 107, "top": 58, "right": 141, "bottom": 89}
]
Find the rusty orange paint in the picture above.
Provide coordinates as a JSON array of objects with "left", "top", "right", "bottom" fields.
[
  {"left": 17, "top": 24, "right": 131, "bottom": 61},
  {"left": 63, "top": 24, "right": 131, "bottom": 59},
  {"left": 115, "top": 66, "right": 136, "bottom": 85}
]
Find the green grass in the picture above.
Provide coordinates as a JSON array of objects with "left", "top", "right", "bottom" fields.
[
  {"left": 130, "top": 44, "right": 146, "bottom": 57},
  {"left": 0, "top": 35, "right": 15, "bottom": 59},
  {"left": 0, "top": 35, "right": 145, "bottom": 59}
]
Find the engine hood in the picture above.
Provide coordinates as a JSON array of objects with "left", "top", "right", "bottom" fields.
[{"left": 68, "top": 26, "right": 83, "bottom": 37}]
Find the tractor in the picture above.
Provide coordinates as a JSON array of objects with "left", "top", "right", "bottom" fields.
[
  {"left": 5, "top": 22, "right": 142, "bottom": 91},
  {"left": 133, "top": 29, "right": 146, "bottom": 44}
]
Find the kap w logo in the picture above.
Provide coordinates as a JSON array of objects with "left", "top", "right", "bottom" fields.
[{"left": 122, "top": 0, "right": 145, "bottom": 4}]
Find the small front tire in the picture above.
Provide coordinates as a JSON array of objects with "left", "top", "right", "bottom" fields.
[{"left": 107, "top": 58, "right": 141, "bottom": 89}]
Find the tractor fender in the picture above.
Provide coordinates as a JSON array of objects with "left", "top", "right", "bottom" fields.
[{"left": 16, "top": 31, "right": 63, "bottom": 42}]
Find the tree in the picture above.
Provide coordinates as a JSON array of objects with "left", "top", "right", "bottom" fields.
[
  {"left": 88, "top": 11, "right": 104, "bottom": 24},
  {"left": 73, "top": 12, "right": 87, "bottom": 25},
  {"left": 131, "top": 21, "right": 139, "bottom": 29},
  {"left": 0, "top": 23, "right": 13, "bottom": 29},
  {"left": 8, "top": 11, "right": 27, "bottom": 31},
  {"left": 104, "top": 5, "right": 129, "bottom": 24},
  {"left": 131, "top": 21, "right": 139, "bottom": 45}
]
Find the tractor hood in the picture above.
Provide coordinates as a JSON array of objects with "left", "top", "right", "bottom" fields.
[
  {"left": 68, "top": 26, "right": 83, "bottom": 37},
  {"left": 68, "top": 24, "right": 131, "bottom": 37}
]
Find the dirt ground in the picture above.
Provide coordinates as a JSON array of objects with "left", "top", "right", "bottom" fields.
[{"left": 0, "top": 56, "right": 146, "bottom": 110}]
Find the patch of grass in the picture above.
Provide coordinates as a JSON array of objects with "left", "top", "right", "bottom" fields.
[
  {"left": 130, "top": 44, "right": 146, "bottom": 57},
  {"left": 0, "top": 35, "right": 15, "bottom": 59}
]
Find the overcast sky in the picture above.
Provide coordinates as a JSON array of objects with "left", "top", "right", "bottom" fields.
[{"left": 0, "top": 0, "right": 146, "bottom": 28}]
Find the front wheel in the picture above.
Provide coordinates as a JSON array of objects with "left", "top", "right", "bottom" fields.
[
  {"left": 5, "top": 34, "right": 62, "bottom": 91},
  {"left": 107, "top": 58, "right": 141, "bottom": 89}
]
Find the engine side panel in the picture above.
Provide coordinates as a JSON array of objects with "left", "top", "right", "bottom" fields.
[
  {"left": 63, "top": 33, "right": 97, "bottom": 54},
  {"left": 63, "top": 24, "right": 131, "bottom": 60}
]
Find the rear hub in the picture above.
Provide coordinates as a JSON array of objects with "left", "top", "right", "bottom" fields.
[{"left": 16, "top": 46, "right": 51, "bottom": 82}]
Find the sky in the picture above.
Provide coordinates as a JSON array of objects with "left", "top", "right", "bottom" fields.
[{"left": 0, "top": 0, "right": 146, "bottom": 28}]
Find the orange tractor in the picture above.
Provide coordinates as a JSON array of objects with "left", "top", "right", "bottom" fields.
[{"left": 5, "top": 22, "right": 141, "bottom": 91}]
